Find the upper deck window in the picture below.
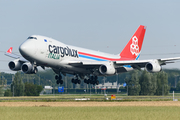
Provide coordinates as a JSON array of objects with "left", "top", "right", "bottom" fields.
[{"left": 27, "top": 37, "right": 37, "bottom": 40}]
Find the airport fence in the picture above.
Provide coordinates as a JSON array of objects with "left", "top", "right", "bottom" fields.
[{"left": 51, "top": 88, "right": 127, "bottom": 94}]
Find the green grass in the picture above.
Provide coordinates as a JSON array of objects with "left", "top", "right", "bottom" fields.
[
  {"left": 0, "top": 94, "right": 178, "bottom": 102},
  {"left": 0, "top": 106, "right": 180, "bottom": 120}
]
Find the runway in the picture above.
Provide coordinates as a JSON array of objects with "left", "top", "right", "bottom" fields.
[{"left": 0, "top": 101, "right": 180, "bottom": 107}]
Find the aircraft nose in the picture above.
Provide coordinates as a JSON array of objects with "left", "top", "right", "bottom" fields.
[{"left": 19, "top": 40, "right": 36, "bottom": 57}]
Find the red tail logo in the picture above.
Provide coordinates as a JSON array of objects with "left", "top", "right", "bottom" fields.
[
  {"left": 7, "top": 47, "right": 13, "bottom": 53},
  {"left": 120, "top": 25, "right": 146, "bottom": 60},
  {"left": 130, "top": 36, "right": 139, "bottom": 56}
]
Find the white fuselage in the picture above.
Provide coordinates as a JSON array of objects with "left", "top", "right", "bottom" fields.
[{"left": 19, "top": 35, "right": 131, "bottom": 75}]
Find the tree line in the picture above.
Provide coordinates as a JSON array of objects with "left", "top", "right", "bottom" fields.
[
  {"left": 125, "top": 70, "right": 170, "bottom": 96},
  {"left": 3, "top": 72, "right": 43, "bottom": 97},
  {"left": 1, "top": 68, "right": 180, "bottom": 96}
]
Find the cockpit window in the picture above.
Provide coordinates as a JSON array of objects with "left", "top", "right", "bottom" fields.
[{"left": 27, "top": 37, "right": 37, "bottom": 40}]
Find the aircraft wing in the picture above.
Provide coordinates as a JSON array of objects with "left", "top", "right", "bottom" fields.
[
  {"left": 4, "top": 47, "right": 27, "bottom": 62},
  {"left": 159, "top": 57, "right": 180, "bottom": 62},
  {"left": 116, "top": 57, "right": 180, "bottom": 65},
  {"left": 68, "top": 57, "right": 180, "bottom": 70}
]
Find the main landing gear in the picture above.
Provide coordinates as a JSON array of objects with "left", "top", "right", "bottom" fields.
[
  {"left": 55, "top": 74, "right": 99, "bottom": 85},
  {"left": 71, "top": 75, "right": 81, "bottom": 84},
  {"left": 55, "top": 74, "right": 63, "bottom": 84},
  {"left": 84, "top": 76, "right": 99, "bottom": 85},
  {"left": 71, "top": 75, "right": 99, "bottom": 85}
]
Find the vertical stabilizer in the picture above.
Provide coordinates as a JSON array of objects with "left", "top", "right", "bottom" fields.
[{"left": 120, "top": 25, "right": 146, "bottom": 60}]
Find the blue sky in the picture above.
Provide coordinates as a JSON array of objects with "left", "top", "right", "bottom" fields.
[{"left": 1, "top": 0, "right": 180, "bottom": 72}]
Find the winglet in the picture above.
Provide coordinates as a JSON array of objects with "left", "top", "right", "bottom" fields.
[
  {"left": 7, "top": 47, "right": 13, "bottom": 53},
  {"left": 120, "top": 25, "right": 146, "bottom": 60}
]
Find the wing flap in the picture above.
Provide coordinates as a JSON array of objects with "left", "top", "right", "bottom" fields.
[{"left": 68, "top": 60, "right": 107, "bottom": 65}]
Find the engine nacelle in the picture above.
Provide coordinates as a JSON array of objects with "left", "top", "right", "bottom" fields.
[
  {"left": 21, "top": 63, "right": 38, "bottom": 74},
  {"left": 99, "top": 62, "right": 116, "bottom": 75},
  {"left": 145, "top": 60, "right": 162, "bottom": 73},
  {"left": 8, "top": 60, "right": 22, "bottom": 71}
]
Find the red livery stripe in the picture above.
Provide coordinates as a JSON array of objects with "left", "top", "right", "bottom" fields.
[{"left": 78, "top": 51, "right": 122, "bottom": 61}]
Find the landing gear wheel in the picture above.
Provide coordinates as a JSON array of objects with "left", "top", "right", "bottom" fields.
[
  {"left": 90, "top": 76, "right": 94, "bottom": 80},
  {"left": 92, "top": 80, "right": 95, "bottom": 85},
  {"left": 84, "top": 79, "right": 87, "bottom": 83},
  {"left": 90, "top": 80, "right": 93, "bottom": 84},
  {"left": 86, "top": 79, "right": 90, "bottom": 84},
  {"left": 56, "top": 80, "right": 60, "bottom": 84},
  {"left": 55, "top": 75, "right": 59, "bottom": 80},
  {"left": 60, "top": 80, "right": 63, "bottom": 84},
  {"left": 59, "top": 75, "right": 62, "bottom": 80},
  {"left": 34, "top": 67, "right": 38, "bottom": 74},
  {"left": 96, "top": 80, "right": 99, "bottom": 85},
  {"left": 74, "top": 79, "right": 78, "bottom": 84},
  {"left": 71, "top": 78, "right": 75, "bottom": 83},
  {"left": 78, "top": 80, "right": 81, "bottom": 84}
]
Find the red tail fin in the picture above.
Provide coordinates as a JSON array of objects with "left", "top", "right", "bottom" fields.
[
  {"left": 7, "top": 47, "right": 13, "bottom": 53},
  {"left": 120, "top": 25, "right": 146, "bottom": 60}
]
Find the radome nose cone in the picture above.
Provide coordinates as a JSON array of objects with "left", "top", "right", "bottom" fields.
[
  {"left": 19, "top": 43, "right": 25, "bottom": 55},
  {"left": 19, "top": 43, "right": 26, "bottom": 55},
  {"left": 19, "top": 43, "right": 30, "bottom": 56},
  {"left": 19, "top": 40, "right": 35, "bottom": 56}
]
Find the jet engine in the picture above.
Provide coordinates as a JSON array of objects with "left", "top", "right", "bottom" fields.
[
  {"left": 8, "top": 60, "right": 22, "bottom": 71},
  {"left": 21, "top": 63, "right": 38, "bottom": 74},
  {"left": 99, "top": 62, "right": 116, "bottom": 75},
  {"left": 145, "top": 60, "right": 162, "bottom": 73}
]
